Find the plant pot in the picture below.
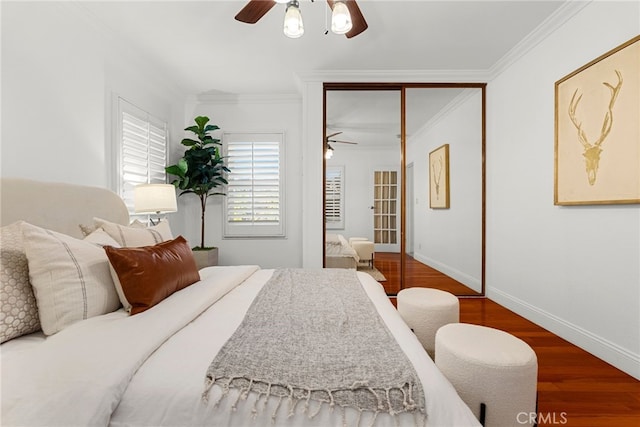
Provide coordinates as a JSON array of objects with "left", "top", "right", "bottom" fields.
[{"left": 192, "top": 247, "right": 218, "bottom": 270}]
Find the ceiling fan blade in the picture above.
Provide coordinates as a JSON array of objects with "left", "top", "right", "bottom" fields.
[
  {"left": 326, "top": 131, "right": 343, "bottom": 139},
  {"left": 235, "top": 0, "right": 277, "bottom": 24},
  {"left": 345, "top": 0, "right": 368, "bottom": 38},
  {"left": 330, "top": 140, "right": 358, "bottom": 145}
]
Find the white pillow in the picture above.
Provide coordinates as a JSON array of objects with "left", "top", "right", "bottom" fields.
[
  {"left": 94, "top": 217, "right": 173, "bottom": 247},
  {"left": 326, "top": 233, "right": 341, "bottom": 245},
  {"left": 0, "top": 222, "right": 40, "bottom": 343},
  {"left": 21, "top": 222, "right": 121, "bottom": 335},
  {"left": 83, "top": 228, "right": 121, "bottom": 247}
]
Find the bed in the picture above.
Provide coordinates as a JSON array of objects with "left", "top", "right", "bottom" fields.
[
  {"left": 0, "top": 178, "right": 480, "bottom": 427},
  {"left": 325, "top": 233, "right": 359, "bottom": 269}
]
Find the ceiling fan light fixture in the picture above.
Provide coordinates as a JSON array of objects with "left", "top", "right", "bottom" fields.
[
  {"left": 283, "top": 0, "right": 304, "bottom": 38},
  {"left": 325, "top": 144, "right": 334, "bottom": 159},
  {"left": 331, "top": 0, "right": 352, "bottom": 34}
]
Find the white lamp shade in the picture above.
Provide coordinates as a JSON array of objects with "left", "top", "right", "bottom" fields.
[
  {"left": 331, "top": 1, "right": 352, "bottom": 34},
  {"left": 284, "top": 1, "right": 304, "bottom": 38},
  {"left": 134, "top": 184, "right": 177, "bottom": 214}
]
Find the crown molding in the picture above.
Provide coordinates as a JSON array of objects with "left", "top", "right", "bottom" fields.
[
  {"left": 195, "top": 93, "right": 302, "bottom": 104},
  {"left": 296, "top": 69, "right": 491, "bottom": 84},
  {"left": 487, "top": 0, "right": 592, "bottom": 81}
]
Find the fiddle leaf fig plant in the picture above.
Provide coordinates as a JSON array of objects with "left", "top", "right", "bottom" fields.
[{"left": 165, "top": 116, "right": 229, "bottom": 250}]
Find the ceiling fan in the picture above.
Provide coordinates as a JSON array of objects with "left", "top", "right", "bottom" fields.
[
  {"left": 325, "top": 131, "right": 357, "bottom": 159},
  {"left": 235, "top": 0, "right": 368, "bottom": 39},
  {"left": 327, "top": 131, "right": 357, "bottom": 145}
]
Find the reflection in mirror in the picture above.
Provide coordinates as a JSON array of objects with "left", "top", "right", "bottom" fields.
[
  {"left": 405, "top": 87, "right": 483, "bottom": 295},
  {"left": 323, "top": 84, "right": 485, "bottom": 296},
  {"left": 324, "top": 90, "right": 402, "bottom": 293}
]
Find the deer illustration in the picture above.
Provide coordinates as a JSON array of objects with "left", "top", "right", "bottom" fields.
[
  {"left": 432, "top": 157, "right": 443, "bottom": 199},
  {"left": 568, "top": 70, "right": 623, "bottom": 186}
]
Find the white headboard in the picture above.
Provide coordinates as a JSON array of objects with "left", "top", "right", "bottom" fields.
[{"left": 0, "top": 178, "right": 129, "bottom": 239}]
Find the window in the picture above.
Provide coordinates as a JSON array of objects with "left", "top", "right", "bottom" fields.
[
  {"left": 115, "top": 98, "right": 168, "bottom": 216},
  {"left": 325, "top": 166, "right": 345, "bottom": 229},
  {"left": 224, "top": 132, "right": 285, "bottom": 237}
]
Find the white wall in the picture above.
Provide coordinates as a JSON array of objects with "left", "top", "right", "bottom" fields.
[
  {"left": 486, "top": 1, "right": 640, "bottom": 378},
  {"left": 173, "top": 96, "right": 303, "bottom": 268},
  {"left": 406, "top": 91, "right": 482, "bottom": 291},
  {"left": 1, "top": 2, "right": 184, "bottom": 188},
  {"left": 326, "top": 146, "right": 401, "bottom": 244}
]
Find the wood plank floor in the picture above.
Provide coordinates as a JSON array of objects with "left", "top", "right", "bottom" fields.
[
  {"left": 386, "top": 282, "right": 640, "bottom": 426},
  {"left": 375, "top": 252, "right": 482, "bottom": 296},
  {"left": 455, "top": 298, "right": 640, "bottom": 426}
]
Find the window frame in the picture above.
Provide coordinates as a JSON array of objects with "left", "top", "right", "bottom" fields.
[
  {"left": 113, "top": 96, "right": 169, "bottom": 218},
  {"left": 223, "top": 131, "right": 286, "bottom": 238}
]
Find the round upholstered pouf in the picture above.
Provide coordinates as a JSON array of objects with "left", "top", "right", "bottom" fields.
[
  {"left": 435, "top": 323, "right": 538, "bottom": 427},
  {"left": 397, "top": 287, "right": 459, "bottom": 359}
]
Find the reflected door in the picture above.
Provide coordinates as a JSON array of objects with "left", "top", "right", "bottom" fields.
[{"left": 373, "top": 168, "right": 399, "bottom": 252}]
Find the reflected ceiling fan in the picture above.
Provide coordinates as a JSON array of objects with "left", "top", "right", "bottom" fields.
[
  {"left": 325, "top": 131, "right": 357, "bottom": 159},
  {"left": 235, "top": 0, "right": 368, "bottom": 39}
]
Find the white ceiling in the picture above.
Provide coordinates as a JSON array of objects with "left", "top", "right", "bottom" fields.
[
  {"left": 326, "top": 87, "right": 472, "bottom": 148},
  {"left": 78, "top": 0, "right": 567, "bottom": 96}
]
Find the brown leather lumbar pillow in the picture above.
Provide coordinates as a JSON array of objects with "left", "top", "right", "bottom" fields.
[{"left": 105, "top": 236, "right": 200, "bottom": 315}]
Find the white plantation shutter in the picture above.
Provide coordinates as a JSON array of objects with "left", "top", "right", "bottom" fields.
[
  {"left": 224, "top": 133, "right": 285, "bottom": 237},
  {"left": 325, "top": 166, "right": 345, "bottom": 229},
  {"left": 117, "top": 98, "right": 168, "bottom": 215}
]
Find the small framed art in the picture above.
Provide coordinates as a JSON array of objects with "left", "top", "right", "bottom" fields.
[{"left": 429, "top": 143, "right": 450, "bottom": 209}]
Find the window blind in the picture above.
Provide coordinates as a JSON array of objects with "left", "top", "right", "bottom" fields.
[
  {"left": 224, "top": 133, "right": 285, "bottom": 237},
  {"left": 325, "top": 166, "right": 345, "bottom": 229},
  {"left": 117, "top": 98, "right": 168, "bottom": 215}
]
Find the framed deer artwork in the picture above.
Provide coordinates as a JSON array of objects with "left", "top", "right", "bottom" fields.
[
  {"left": 429, "top": 143, "right": 450, "bottom": 209},
  {"left": 555, "top": 35, "right": 640, "bottom": 205}
]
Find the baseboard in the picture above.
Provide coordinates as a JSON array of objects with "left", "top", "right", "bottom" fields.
[
  {"left": 488, "top": 287, "right": 640, "bottom": 380},
  {"left": 413, "top": 253, "right": 481, "bottom": 291}
]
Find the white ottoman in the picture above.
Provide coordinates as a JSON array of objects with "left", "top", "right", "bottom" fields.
[
  {"left": 348, "top": 237, "right": 368, "bottom": 246},
  {"left": 435, "top": 323, "right": 538, "bottom": 427},
  {"left": 351, "top": 240, "right": 374, "bottom": 267},
  {"left": 397, "top": 287, "right": 459, "bottom": 359}
]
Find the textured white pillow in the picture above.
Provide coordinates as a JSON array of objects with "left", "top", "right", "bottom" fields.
[
  {"left": 94, "top": 218, "right": 173, "bottom": 247},
  {"left": 0, "top": 222, "right": 40, "bottom": 343},
  {"left": 21, "top": 222, "right": 121, "bottom": 335}
]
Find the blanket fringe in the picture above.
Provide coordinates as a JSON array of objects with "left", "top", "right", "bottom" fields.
[
  {"left": 201, "top": 376, "right": 214, "bottom": 403},
  {"left": 202, "top": 377, "right": 426, "bottom": 425}
]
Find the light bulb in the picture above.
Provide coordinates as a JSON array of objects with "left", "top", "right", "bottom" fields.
[
  {"left": 325, "top": 146, "right": 334, "bottom": 159},
  {"left": 284, "top": 0, "right": 304, "bottom": 38},
  {"left": 331, "top": 0, "right": 352, "bottom": 35}
]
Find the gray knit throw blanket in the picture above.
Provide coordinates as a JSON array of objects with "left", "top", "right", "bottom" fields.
[{"left": 202, "top": 268, "right": 426, "bottom": 422}]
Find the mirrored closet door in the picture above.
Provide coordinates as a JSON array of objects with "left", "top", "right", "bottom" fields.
[{"left": 323, "top": 83, "right": 486, "bottom": 297}]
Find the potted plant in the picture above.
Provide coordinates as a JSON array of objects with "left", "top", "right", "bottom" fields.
[{"left": 165, "top": 116, "right": 229, "bottom": 268}]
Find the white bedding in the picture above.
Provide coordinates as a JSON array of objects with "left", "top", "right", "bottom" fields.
[
  {"left": 325, "top": 233, "right": 359, "bottom": 269},
  {"left": 1, "top": 266, "right": 479, "bottom": 427}
]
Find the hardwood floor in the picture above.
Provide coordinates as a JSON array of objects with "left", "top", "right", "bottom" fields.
[
  {"left": 455, "top": 298, "right": 640, "bottom": 426},
  {"left": 388, "top": 296, "right": 640, "bottom": 426},
  {"left": 375, "top": 252, "right": 481, "bottom": 296}
]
